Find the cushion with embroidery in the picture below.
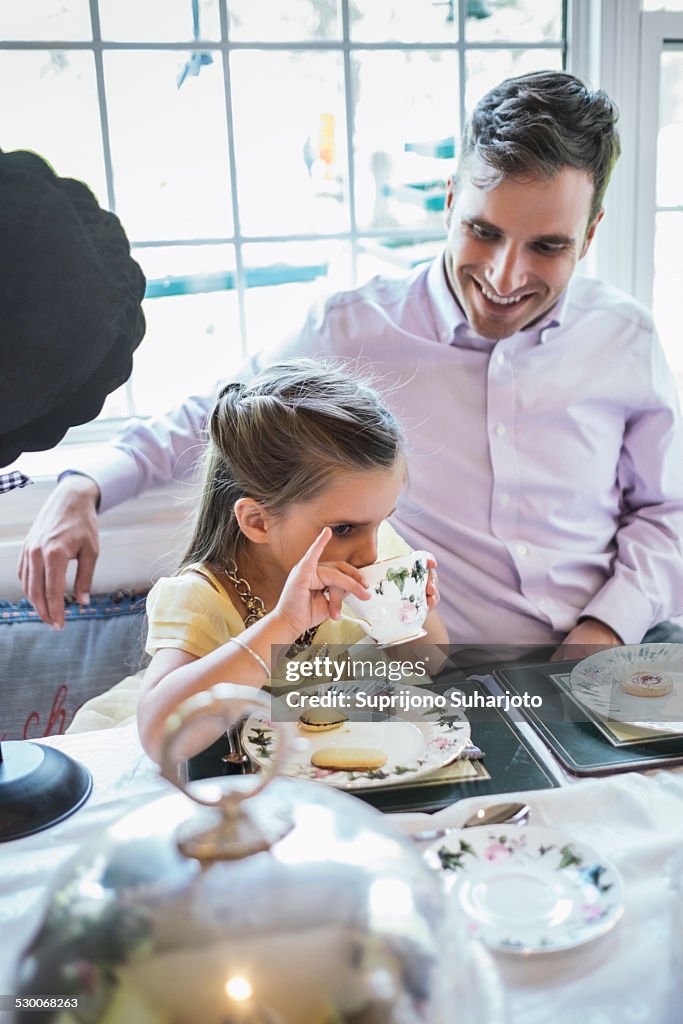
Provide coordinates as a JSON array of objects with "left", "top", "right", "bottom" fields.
[{"left": 0, "top": 590, "right": 147, "bottom": 740}]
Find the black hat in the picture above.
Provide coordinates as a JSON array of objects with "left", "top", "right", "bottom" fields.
[{"left": 0, "top": 150, "right": 146, "bottom": 467}]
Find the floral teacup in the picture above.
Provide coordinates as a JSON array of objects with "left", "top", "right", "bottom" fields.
[{"left": 341, "top": 550, "right": 431, "bottom": 646}]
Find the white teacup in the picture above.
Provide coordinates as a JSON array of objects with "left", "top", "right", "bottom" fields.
[{"left": 342, "top": 550, "right": 431, "bottom": 647}]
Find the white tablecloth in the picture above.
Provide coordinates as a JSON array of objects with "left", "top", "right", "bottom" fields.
[{"left": 1, "top": 725, "right": 683, "bottom": 1024}]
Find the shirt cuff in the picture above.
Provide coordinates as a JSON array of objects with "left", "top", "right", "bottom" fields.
[
  {"left": 61, "top": 445, "right": 142, "bottom": 514},
  {"left": 580, "top": 578, "right": 655, "bottom": 645}
]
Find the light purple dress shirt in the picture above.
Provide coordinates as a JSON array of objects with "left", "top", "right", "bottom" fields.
[{"left": 68, "top": 255, "right": 683, "bottom": 644}]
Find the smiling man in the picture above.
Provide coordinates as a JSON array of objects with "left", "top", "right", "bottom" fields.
[{"left": 21, "top": 71, "right": 683, "bottom": 659}]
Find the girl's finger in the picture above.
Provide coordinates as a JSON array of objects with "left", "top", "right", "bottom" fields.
[
  {"left": 298, "top": 527, "right": 332, "bottom": 568},
  {"left": 325, "top": 560, "right": 367, "bottom": 588},
  {"left": 326, "top": 585, "right": 345, "bottom": 620},
  {"left": 318, "top": 565, "right": 369, "bottom": 601}
]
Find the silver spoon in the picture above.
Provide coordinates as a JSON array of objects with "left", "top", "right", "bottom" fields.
[
  {"left": 412, "top": 801, "right": 530, "bottom": 843},
  {"left": 221, "top": 719, "right": 252, "bottom": 773}
]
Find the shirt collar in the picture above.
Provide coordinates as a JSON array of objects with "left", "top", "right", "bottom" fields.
[
  {"left": 426, "top": 250, "right": 569, "bottom": 347},
  {"left": 426, "top": 252, "right": 469, "bottom": 344}
]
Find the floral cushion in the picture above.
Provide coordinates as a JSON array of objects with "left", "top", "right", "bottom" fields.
[{"left": 0, "top": 591, "right": 147, "bottom": 740}]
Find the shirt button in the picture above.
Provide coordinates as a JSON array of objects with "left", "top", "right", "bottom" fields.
[
  {"left": 516, "top": 543, "right": 528, "bottom": 557},
  {"left": 538, "top": 597, "right": 549, "bottom": 609},
  {"left": 495, "top": 352, "right": 505, "bottom": 367},
  {"left": 500, "top": 492, "right": 511, "bottom": 506},
  {"left": 440, "top": 329, "right": 450, "bottom": 342},
  {"left": 495, "top": 423, "right": 506, "bottom": 437}
]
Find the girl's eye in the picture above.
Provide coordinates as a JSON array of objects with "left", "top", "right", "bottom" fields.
[{"left": 331, "top": 524, "right": 354, "bottom": 537}]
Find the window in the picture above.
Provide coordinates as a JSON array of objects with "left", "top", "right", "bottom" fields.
[
  {"left": 635, "top": 8, "right": 683, "bottom": 378},
  {"left": 1, "top": 0, "right": 565, "bottom": 428},
  {"left": 593, "top": 1, "right": 683, "bottom": 385}
]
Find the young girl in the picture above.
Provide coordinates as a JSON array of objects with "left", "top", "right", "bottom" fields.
[{"left": 136, "top": 359, "right": 446, "bottom": 763}]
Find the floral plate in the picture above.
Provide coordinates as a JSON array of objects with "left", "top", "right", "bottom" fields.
[
  {"left": 569, "top": 643, "right": 683, "bottom": 732},
  {"left": 242, "top": 681, "right": 470, "bottom": 790},
  {"left": 424, "top": 825, "right": 624, "bottom": 955}
]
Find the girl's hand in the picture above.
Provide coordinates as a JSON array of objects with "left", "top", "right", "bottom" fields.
[
  {"left": 275, "top": 527, "right": 370, "bottom": 638},
  {"left": 426, "top": 555, "right": 440, "bottom": 611}
]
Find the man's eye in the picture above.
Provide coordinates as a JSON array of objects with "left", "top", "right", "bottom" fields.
[
  {"left": 471, "top": 224, "right": 498, "bottom": 241},
  {"left": 534, "top": 242, "right": 565, "bottom": 255},
  {"left": 331, "top": 524, "right": 353, "bottom": 536}
]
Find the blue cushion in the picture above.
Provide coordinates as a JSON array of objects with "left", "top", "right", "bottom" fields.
[{"left": 0, "top": 591, "right": 147, "bottom": 740}]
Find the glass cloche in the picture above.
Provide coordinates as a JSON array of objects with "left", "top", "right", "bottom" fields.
[{"left": 13, "top": 685, "right": 452, "bottom": 1024}]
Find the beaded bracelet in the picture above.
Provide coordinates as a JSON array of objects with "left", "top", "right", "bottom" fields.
[{"left": 229, "top": 635, "right": 270, "bottom": 680}]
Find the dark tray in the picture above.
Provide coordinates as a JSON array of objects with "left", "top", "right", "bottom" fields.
[
  {"left": 494, "top": 660, "right": 683, "bottom": 776},
  {"left": 357, "top": 677, "right": 559, "bottom": 813}
]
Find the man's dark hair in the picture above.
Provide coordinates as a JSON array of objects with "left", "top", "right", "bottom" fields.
[{"left": 459, "top": 70, "right": 621, "bottom": 225}]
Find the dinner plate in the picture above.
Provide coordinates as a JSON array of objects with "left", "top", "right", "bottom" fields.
[
  {"left": 242, "top": 681, "right": 470, "bottom": 790},
  {"left": 423, "top": 825, "right": 624, "bottom": 955},
  {"left": 569, "top": 643, "right": 683, "bottom": 732}
]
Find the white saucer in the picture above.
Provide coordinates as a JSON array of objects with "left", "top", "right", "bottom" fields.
[
  {"left": 424, "top": 825, "right": 624, "bottom": 955},
  {"left": 569, "top": 643, "right": 683, "bottom": 732}
]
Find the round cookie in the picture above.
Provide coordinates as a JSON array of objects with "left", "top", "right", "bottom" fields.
[
  {"left": 311, "top": 747, "right": 387, "bottom": 772},
  {"left": 619, "top": 670, "right": 673, "bottom": 698},
  {"left": 299, "top": 707, "right": 349, "bottom": 732}
]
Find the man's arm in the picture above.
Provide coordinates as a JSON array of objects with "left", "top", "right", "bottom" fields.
[
  {"left": 559, "top": 333, "right": 683, "bottom": 652},
  {"left": 19, "top": 390, "right": 216, "bottom": 626}
]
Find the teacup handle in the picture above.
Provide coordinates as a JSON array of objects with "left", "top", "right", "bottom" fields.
[{"left": 338, "top": 608, "right": 373, "bottom": 632}]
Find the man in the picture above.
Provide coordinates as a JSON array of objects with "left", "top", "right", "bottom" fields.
[{"left": 19, "top": 71, "right": 683, "bottom": 655}]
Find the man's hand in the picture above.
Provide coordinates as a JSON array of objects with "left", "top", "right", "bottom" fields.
[
  {"left": 551, "top": 617, "right": 622, "bottom": 662},
  {"left": 18, "top": 474, "right": 101, "bottom": 629}
]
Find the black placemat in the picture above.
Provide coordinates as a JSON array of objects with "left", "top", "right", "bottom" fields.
[
  {"left": 495, "top": 660, "right": 683, "bottom": 776},
  {"left": 187, "top": 678, "right": 559, "bottom": 813},
  {"left": 353, "top": 677, "right": 559, "bottom": 813}
]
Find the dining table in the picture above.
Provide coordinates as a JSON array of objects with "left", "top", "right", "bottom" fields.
[{"left": 1, "top": 705, "right": 683, "bottom": 1024}]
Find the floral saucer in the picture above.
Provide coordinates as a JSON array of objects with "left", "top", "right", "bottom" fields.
[{"left": 424, "top": 825, "right": 624, "bottom": 955}]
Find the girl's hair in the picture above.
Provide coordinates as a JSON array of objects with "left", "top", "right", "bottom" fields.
[{"left": 179, "top": 358, "right": 405, "bottom": 571}]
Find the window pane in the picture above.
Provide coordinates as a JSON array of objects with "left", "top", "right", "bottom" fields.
[
  {"left": 653, "top": 213, "right": 683, "bottom": 373},
  {"left": 99, "top": 0, "right": 221, "bottom": 41},
  {"left": 0, "top": 51, "right": 107, "bottom": 202},
  {"left": 643, "top": 0, "right": 683, "bottom": 9},
  {"left": 465, "top": 48, "right": 563, "bottom": 115},
  {"left": 228, "top": 0, "right": 341, "bottom": 41},
  {"left": 104, "top": 51, "right": 232, "bottom": 240},
  {"left": 231, "top": 51, "right": 348, "bottom": 236},
  {"left": 128, "top": 245, "right": 241, "bottom": 416},
  {"left": 357, "top": 237, "right": 445, "bottom": 280},
  {"left": 657, "top": 46, "right": 683, "bottom": 207},
  {"left": 466, "top": 0, "right": 563, "bottom": 43},
  {"left": 350, "top": 0, "right": 458, "bottom": 43},
  {"left": 0, "top": 1, "right": 91, "bottom": 40},
  {"left": 352, "top": 51, "right": 459, "bottom": 231},
  {"left": 241, "top": 241, "right": 352, "bottom": 353}
]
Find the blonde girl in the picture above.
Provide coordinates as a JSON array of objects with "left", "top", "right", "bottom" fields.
[{"left": 137, "top": 359, "right": 445, "bottom": 762}]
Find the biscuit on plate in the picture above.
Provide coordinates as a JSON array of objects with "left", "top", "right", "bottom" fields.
[
  {"left": 299, "top": 707, "right": 349, "bottom": 732},
  {"left": 618, "top": 670, "right": 673, "bottom": 698},
  {"left": 311, "top": 747, "right": 387, "bottom": 771}
]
